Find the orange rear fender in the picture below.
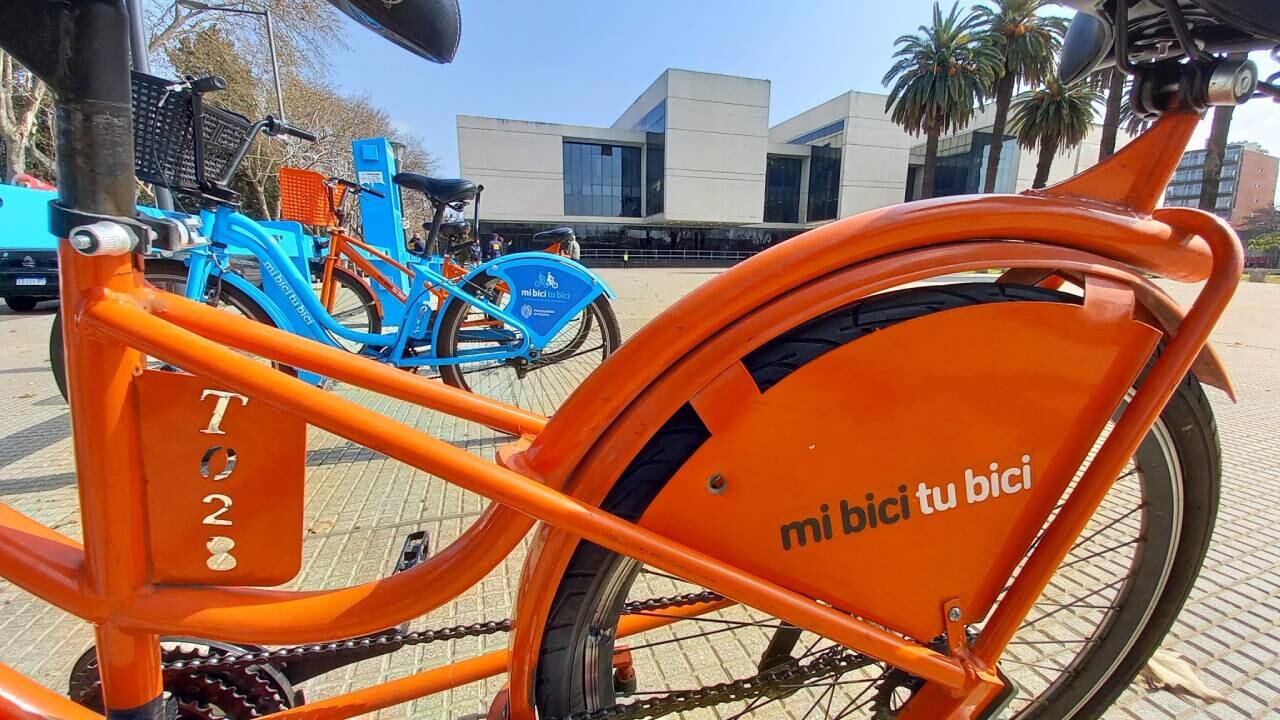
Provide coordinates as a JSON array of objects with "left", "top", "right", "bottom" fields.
[
  {"left": 503, "top": 241, "right": 1206, "bottom": 719},
  {"left": 999, "top": 267, "right": 1235, "bottom": 400}
]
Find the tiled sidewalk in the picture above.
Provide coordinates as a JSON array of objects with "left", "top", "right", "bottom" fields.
[{"left": 0, "top": 270, "right": 1275, "bottom": 718}]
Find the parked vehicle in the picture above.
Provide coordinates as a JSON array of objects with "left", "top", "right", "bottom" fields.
[{"left": 0, "top": 184, "right": 60, "bottom": 311}]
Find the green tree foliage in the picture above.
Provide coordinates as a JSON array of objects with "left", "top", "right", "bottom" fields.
[
  {"left": 1009, "top": 76, "right": 1100, "bottom": 188},
  {"left": 883, "top": 2, "right": 1001, "bottom": 199},
  {"left": 1250, "top": 232, "right": 1280, "bottom": 252},
  {"left": 975, "top": 0, "right": 1065, "bottom": 192}
]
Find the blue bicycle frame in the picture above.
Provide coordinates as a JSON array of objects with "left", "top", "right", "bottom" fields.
[{"left": 182, "top": 205, "right": 612, "bottom": 378}]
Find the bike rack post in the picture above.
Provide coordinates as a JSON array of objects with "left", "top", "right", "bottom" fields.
[{"left": 351, "top": 138, "right": 411, "bottom": 324}]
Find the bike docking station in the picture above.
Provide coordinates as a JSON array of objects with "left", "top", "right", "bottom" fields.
[{"left": 351, "top": 137, "right": 413, "bottom": 327}]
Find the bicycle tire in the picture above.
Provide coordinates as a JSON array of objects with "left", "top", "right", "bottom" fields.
[
  {"left": 533, "top": 282, "right": 1220, "bottom": 720},
  {"left": 326, "top": 265, "right": 383, "bottom": 353},
  {"left": 49, "top": 259, "right": 296, "bottom": 402},
  {"left": 435, "top": 272, "right": 621, "bottom": 413}
]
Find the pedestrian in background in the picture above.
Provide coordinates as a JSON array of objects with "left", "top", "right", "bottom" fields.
[
  {"left": 487, "top": 233, "right": 505, "bottom": 260},
  {"left": 407, "top": 231, "right": 426, "bottom": 255},
  {"left": 566, "top": 232, "right": 581, "bottom": 261}
]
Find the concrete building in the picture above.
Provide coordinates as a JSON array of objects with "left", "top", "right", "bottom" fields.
[
  {"left": 456, "top": 68, "right": 1132, "bottom": 256},
  {"left": 1165, "top": 142, "right": 1278, "bottom": 225}
]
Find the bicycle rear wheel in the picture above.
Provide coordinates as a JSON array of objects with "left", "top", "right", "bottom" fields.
[
  {"left": 435, "top": 272, "right": 621, "bottom": 414},
  {"left": 534, "top": 283, "right": 1219, "bottom": 720}
]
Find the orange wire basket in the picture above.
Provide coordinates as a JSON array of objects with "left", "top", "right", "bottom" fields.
[{"left": 279, "top": 167, "right": 346, "bottom": 227}]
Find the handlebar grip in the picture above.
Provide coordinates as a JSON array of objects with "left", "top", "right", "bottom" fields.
[
  {"left": 188, "top": 76, "right": 227, "bottom": 94},
  {"left": 265, "top": 116, "right": 318, "bottom": 143},
  {"left": 362, "top": 186, "right": 386, "bottom": 199}
]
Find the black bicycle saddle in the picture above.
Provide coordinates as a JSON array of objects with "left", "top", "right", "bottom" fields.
[
  {"left": 393, "top": 174, "right": 478, "bottom": 205},
  {"left": 1061, "top": 1, "right": 1280, "bottom": 83},
  {"left": 325, "top": 0, "right": 461, "bottom": 63}
]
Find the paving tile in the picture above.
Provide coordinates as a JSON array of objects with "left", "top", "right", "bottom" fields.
[{"left": 0, "top": 272, "right": 1277, "bottom": 718}]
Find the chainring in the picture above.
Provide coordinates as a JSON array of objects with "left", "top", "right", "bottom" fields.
[{"left": 68, "top": 640, "right": 296, "bottom": 720}]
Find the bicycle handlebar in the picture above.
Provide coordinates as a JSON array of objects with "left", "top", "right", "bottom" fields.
[
  {"left": 329, "top": 177, "right": 386, "bottom": 199},
  {"left": 264, "top": 115, "right": 317, "bottom": 143}
]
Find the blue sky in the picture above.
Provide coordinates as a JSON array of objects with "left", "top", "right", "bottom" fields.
[{"left": 329, "top": 0, "right": 1279, "bottom": 179}]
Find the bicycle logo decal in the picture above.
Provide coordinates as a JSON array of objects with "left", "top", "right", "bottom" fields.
[
  {"left": 535, "top": 272, "right": 560, "bottom": 290},
  {"left": 779, "top": 454, "right": 1034, "bottom": 551}
]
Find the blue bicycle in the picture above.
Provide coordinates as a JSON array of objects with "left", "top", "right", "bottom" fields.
[{"left": 51, "top": 72, "right": 621, "bottom": 413}]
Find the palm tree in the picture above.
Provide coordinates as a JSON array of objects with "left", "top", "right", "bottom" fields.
[
  {"left": 1009, "top": 76, "right": 1101, "bottom": 188},
  {"left": 974, "top": 0, "right": 1066, "bottom": 192},
  {"left": 1095, "top": 67, "right": 1126, "bottom": 160},
  {"left": 883, "top": 2, "right": 1002, "bottom": 199}
]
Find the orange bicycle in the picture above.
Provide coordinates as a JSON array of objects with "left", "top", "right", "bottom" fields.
[
  {"left": 1, "top": 1, "right": 1274, "bottom": 719},
  {"left": 279, "top": 166, "right": 472, "bottom": 325}
]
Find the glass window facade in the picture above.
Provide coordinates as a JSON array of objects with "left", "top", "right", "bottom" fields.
[
  {"left": 645, "top": 132, "right": 664, "bottom": 216},
  {"left": 634, "top": 101, "right": 667, "bottom": 133},
  {"left": 481, "top": 221, "right": 803, "bottom": 255},
  {"left": 906, "top": 130, "right": 1018, "bottom": 200},
  {"left": 807, "top": 145, "right": 841, "bottom": 222},
  {"left": 563, "top": 141, "right": 642, "bottom": 218},
  {"left": 788, "top": 119, "right": 845, "bottom": 146},
  {"left": 764, "top": 156, "right": 802, "bottom": 223}
]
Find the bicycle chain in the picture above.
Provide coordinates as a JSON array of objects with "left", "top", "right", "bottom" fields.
[
  {"left": 161, "top": 590, "right": 722, "bottom": 676},
  {"left": 78, "top": 591, "right": 881, "bottom": 720},
  {"left": 554, "top": 646, "right": 877, "bottom": 720}
]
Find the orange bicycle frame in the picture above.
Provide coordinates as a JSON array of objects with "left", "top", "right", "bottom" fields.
[{"left": 0, "top": 104, "right": 1243, "bottom": 720}]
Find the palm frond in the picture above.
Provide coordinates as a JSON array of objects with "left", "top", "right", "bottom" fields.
[
  {"left": 882, "top": 1, "right": 1001, "bottom": 137},
  {"left": 1009, "top": 76, "right": 1101, "bottom": 151}
]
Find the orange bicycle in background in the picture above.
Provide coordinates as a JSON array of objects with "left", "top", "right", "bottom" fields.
[
  {"left": 0, "top": 1, "right": 1275, "bottom": 719},
  {"left": 281, "top": 166, "right": 582, "bottom": 329}
]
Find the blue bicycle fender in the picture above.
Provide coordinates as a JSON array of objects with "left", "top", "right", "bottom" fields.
[
  {"left": 468, "top": 253, "right": 612, "bottom": 350},
  {"left": 470, "top": 253, "right": 616, "bottom": 299}
]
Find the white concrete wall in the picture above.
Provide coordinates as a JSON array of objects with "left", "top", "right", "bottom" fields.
[
  {"left": 457, "top": 115, "right": 643, "bottom": 223},
  {"left": 1009, "top": 125, "right": 1139, "bottom": 192},
  {"left": 661, "top": 70, "right": 771, "bottom": 224},
  {"left": 767, "top": 91, "right": 914, "bottom": 219},
  {"left": 839, "top": 92, "right": 916, "bottom": 216}
]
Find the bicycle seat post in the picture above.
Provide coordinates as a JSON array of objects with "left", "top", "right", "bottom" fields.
[{"left": 0, "top": 1, "right": 166, "bottom": 717}]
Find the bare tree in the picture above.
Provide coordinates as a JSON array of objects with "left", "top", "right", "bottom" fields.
[
  {"left": 0, "top": 51, "right": 52, "bottom": 181},
  {"left": 166, "top": 27, "right": 436, "bottom": 220},
  {"left": 145, "top": 0, "right": 341, "bottom": 67}
]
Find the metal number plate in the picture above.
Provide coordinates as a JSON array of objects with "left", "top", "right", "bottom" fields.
[{"left": 137, "top": 369, "right": 306, "bottom": 586}]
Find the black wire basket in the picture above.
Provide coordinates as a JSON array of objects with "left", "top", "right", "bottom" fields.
[{"left": 131, "top": 72, "right": 252, "bottom": 196}]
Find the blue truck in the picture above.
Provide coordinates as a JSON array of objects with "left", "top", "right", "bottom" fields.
[{"left": 0, "top": 184, "right": 60, "bottom": 311}]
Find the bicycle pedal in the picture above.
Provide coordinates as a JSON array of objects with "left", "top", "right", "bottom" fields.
[{"left": 393, "top": 530, "right": 430, "bottom": 574}]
